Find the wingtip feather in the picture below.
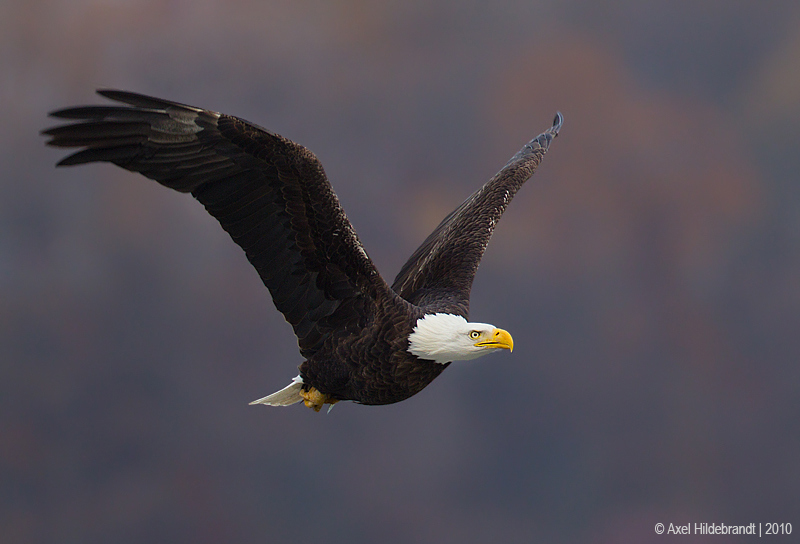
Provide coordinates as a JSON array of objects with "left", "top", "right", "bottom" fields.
[
  {"left": 96, "top": 89, "right": 204, "bottom": 112},
  {"left": 552, "top": 111, "right": 564, "bottom": 135}
]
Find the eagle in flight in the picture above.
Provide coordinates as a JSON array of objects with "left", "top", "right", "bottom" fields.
[{"left": 43, "top": 90, "right": 562, "bottom": 412}]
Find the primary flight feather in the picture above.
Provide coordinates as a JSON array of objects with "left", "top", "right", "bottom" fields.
[{"left": 43, "top": 90, "right": 562, "bottom": 411}]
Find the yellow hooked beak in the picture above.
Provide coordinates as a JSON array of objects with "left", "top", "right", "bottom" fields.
[{"left": 475, "top": 328, "right": 514, "bottom": 352}]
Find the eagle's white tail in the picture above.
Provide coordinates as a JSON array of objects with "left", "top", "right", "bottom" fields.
[{"left": 249, "top": 375, "right": 304, "bottom": 406}]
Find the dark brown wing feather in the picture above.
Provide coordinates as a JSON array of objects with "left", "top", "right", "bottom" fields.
[
  {"left": 391, "top": 113, "right": 563, "bottom": 314},
  {"left": 43, "top": 90, "right": 391, "bottom": 357}
]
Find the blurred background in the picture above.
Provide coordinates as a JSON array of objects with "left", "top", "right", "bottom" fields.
[{"left": 2, "top": 1, "right": 799, "bottom": 542}]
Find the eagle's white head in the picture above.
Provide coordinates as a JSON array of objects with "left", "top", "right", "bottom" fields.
[{"left": 407, "top": 313, "right": 514, "bottom": 364}]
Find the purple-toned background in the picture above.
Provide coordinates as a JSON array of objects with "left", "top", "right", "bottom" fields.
[{"left": 2, "top": 1, "right": 798, "bottom": 542}]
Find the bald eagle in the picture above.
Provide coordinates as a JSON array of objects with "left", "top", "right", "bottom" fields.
[{"left": 43, "top": 90, "right": 562, "bottom": 412}]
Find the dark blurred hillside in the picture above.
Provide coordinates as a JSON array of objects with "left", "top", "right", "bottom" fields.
[{"left": 2, "top": 1, "right": 799, "bottom": 543}]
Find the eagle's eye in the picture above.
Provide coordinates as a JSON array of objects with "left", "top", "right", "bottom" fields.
[{"left": 469, "top": 330, "right": 481, "bottom": 340}]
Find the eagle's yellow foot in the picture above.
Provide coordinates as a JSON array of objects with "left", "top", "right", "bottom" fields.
[{"left": 300, "top": 387, "right": 338, "bottom": 412}]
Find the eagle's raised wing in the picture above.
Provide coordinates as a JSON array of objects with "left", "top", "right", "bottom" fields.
[
  {"left": 391, "top": 113, "right": 562, "bottom": 314},
  {"left": 43, "top": 90, "right": 391, "bottom": 357}
]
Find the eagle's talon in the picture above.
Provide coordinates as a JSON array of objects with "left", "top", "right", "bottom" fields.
[{"left": 300, "top": 387, "right": 335, "bottom": 413}]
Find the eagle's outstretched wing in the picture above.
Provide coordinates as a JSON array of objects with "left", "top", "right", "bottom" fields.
[
  {"left": 391, "top": 113, "right": 562, "bottom": 314},
  {"left": 43, "top": 90, "right": 391, "bottom": 357}
]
